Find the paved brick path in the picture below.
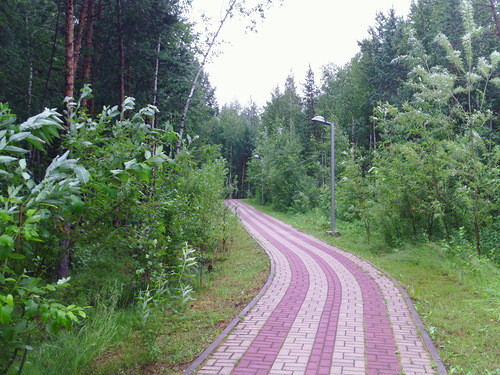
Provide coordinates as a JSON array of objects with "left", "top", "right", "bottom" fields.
[{"left": 185, "top": 200, "right": 446, "bottom": 375}]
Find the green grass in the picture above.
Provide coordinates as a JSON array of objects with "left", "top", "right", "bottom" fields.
[
  {"left": 26, "top": 294, "right": 139, "bottom": 375},
  {"left": 247, "top": 200, "right": 499, "bottom": 375}
]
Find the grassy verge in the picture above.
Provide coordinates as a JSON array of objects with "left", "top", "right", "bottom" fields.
[
  {"left": 247, "top": 200, "right": 499, "bottom": 375},
  {"left": 75, "top": 219, "right": 269, "bottom": 375}
]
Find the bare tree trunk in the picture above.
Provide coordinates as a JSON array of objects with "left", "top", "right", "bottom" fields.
[
  {"left": 152, "top": 36, "right": 161, "bottom": 129},
  {"left": 489, "top": 0, "right": 500, "bottom": 36},
  {"left": 176, "top": 0, "right": 238, "bottom": 153},
  {"left": 58, "top": 239, "right": 72, "bottom": 279},
  {"left": 74, "top": 0, "right": 89, "bottom": 70},
  {"left": 27, "top": 63, "right": 33, "bottom": 113},
  {"left": 81, "top": 0, "right": 96, "bottom": 110},
  {"left": 42, "top": 0, "right": 62, "bottom": 109},
  {"left": 116, "top": 0, "right": 125, "bottom": 109},
  {"left": 65, "top": 0, "right": 76, "bottom": 103}
]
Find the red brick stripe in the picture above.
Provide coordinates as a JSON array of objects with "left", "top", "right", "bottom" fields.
[
  {"left": 238, "top": 201, "right": 401, "bottom": 374},
  {"left": 232, "top": 209, "right": 310, "bottom": 374}
]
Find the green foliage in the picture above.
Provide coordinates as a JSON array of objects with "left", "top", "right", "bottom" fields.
[
  {"left": 195, "top": 102, "right": 258, "bottom": 197},
  {"left": 250, "top": 130, "right": 315, "bottom": 212},
  {"left": 250, "top": 0, "right": 498, "bottom": 262},
  {"left": 370, "top": 1, "right": 499, "bottom": 254},
  {"left": 0, "top": 82, "right": 233, "bottom": 372},
  {"left": 0, "top": 102, "right": 88, "bottom": 374}
]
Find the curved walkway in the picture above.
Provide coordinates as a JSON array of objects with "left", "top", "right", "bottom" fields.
[{"left": 185, "top": 200, "right": 446, "bottom": 375}]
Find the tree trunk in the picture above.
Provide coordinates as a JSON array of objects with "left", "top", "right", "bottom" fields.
[
  {"left": 27, "top": 63, "right": 33, "bottom": 113},
  {"left": 57, "top": 224, "right": 73, "bottom": 279},
  {"left": 489, "top": 0, "right": 500, "bottom": 36},
  {"left": 42, "top": 0, "right": 62, "bottom": 109},
  {"left": 74, "top": 0, "right": 89, "bottom": 70},
  {"left": 152, "top": 36, "right": 161, "bottom": 129},
  {"left": 65, "top": 0, "right": 76, "bottom": 103},
  {"left": 116, "top": 0, "right": 125, "bottom": 109},
  {"left": 81, "top": 0, "right": 96, "bottom": 111}
]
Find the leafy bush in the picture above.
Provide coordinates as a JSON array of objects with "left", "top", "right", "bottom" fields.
[{"left": 0, "top": 103, "right": 88, "bottom": 374}]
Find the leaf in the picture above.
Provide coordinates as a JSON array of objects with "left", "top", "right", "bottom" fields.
[
  {"left": 45, "top": 320, "right": 59, "bottom": 335},
  {"left": 68, "top": 195, "right": 85, "bottom": 214},
  {"left": 0, "top": 115, "right": 15, "bottom": 128},
  {"left": 74, "top": 165, "right": 90, "bottom": 184},
  {"left": 103, "top": 186, "right": 117, "bottom": 199},
  {"left": 8, "top": 253, "right": 25, "bottom": 260},
  {"left": 24, "top": 299, "right": 38, "bottom": 316},
  {"left": 124, "top": 159, "right": 137, "bottom": 170},
  {"left": 67, "top": 311, "right": 78, "bottom": 322},
  {"left": 4, "top": 145, "right": 28, "bottom": 154},
  {"left": 114, "top": 171, "right": 130, "bottom": 182},
  {"left": 0, "top": 305, "right": 13, "bottom": 324},
  {"left": 15, "top": 319, "right": 28, "bottom": 334},
  {"left": 45, "top": 284, "right": 56, "bottom": 291},
  {"left": 129, "top": 164, "right": 152, "bottom": 182},
  {"left": 24, "top": 134, "right": 46, "bottom": 150},
  {"left": 0, "top": 156, "right": 18, "bottom": 164},
  {"left": 0, "top": 234, "right": 14, "bottom": 261},
  {"left": 145, "top": 155, "right": 165, "bottom": 166},
  {"left": 9, "top": 132, "right": 32, "bottom": 143},
  {"left": 0, "top": 210, "right": 14, "bottom": 222},
  {"left": 56, "top": 277, "right": 71, "bottom": 285}
]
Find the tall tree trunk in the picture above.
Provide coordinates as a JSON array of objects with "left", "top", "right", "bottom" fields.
[
  {"left": 116, "top": 0, "right": 125, "bottom": 109},
  {"left": 489, "top": 0, "right": 500, "bottom": 36},
  {"left": 74, "top": 0, "right": 89, "bottom": 69},
  {"left": 65, "top": 0, "right": 76, "bottom": 104},
  {"left": 81, "top": 0, "right": 96, "bottom": 111},
  {"left": 27, "top": 63, "right": 33, "bottom": 114},
  {"left": 42, "top": 0, "right": 62, "bottom": 109},
  {"left": 152, "top": 36, "right": 161, "bottom": 129}
]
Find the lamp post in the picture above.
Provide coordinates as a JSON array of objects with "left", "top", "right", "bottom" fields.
[
  {"left": 253, "top": 154, "right": 264, "bottom": 205},
  {"left": 311, "top": 116, "right": 340, "bottom": 236}
]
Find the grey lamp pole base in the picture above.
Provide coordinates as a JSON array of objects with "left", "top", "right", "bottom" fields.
[{"left": 326, "top": 230, "right": 341, "bottom": 237}]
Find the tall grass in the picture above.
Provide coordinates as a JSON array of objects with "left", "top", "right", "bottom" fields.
[{"left": 25, "top": 286, "right": 140, "bottom": 375}]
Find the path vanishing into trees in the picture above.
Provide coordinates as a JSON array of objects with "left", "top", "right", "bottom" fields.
[{"left": 185, "top": 200, "right": 447, "bottom": 375}]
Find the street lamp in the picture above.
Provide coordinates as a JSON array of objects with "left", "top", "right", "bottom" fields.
[
  {"left": 253, "top": 154, "right": 264, "bottom": 205},
  {"left": 311, "top": 116, "right": 340, "bottom": 236}
]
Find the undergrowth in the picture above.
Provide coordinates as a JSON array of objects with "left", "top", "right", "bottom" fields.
[{"left": 25, "top": 217, "right": 269, "bottom": 374}]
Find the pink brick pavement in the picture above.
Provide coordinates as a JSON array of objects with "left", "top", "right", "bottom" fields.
[{"left": 186, "top": 200, "right": 444, "bottom": 375}]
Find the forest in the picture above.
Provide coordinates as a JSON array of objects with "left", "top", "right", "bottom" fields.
[{"left": 0, "top": 0, "right": 498, "bottom": 374}]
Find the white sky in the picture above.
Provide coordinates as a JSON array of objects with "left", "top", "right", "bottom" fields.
[{"left": 189, "top": 0, "right": 414, "bottom": 108}]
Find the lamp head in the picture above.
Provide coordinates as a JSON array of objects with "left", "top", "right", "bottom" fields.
[
  {"left": 311, "top": 115, "right": 334, "bottom": 126},
  {"left": 311, "top": 115, "right": 326, "bottom": 123}
]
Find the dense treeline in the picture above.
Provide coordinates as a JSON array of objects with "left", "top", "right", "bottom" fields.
[
  {"left": 239, "top": 0, "right": 499, "bottom": 259},
  {"left": 0, "top": 0, "right": 238, "bottom": 372},
  {"left": 0, "top": 0, "right": 216, "bottom": 129}
]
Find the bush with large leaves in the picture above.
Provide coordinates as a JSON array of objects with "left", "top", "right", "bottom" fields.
[{"left": 0, "top": 103, "right": 88, "bottom": 374}]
